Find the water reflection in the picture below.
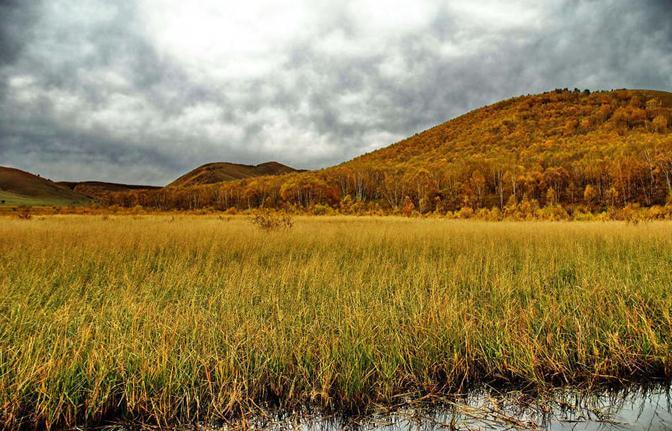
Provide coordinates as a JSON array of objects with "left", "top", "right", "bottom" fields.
[{"left": 254, "top": 386, "right": 672, "bottom": 430}]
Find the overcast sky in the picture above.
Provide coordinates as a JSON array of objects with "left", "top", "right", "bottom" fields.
[{"left": 1, "top": 0, "right": 671, "bottom": 185}]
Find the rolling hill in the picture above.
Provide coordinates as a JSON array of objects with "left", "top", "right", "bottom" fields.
[
  {"left": 168, "top": 161, "right": 299, "bottom": 188},
  {"left": 57, "top": 181, "right": 160, "bottom": 199},
  {"left": 0, "top": 166, "right": 90, "bottom": 206},
  {"left": 57, "top": 89, "right": 672, "bottom": 214}
]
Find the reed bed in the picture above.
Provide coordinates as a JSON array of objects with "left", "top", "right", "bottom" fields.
[{"left": 1, "top": 215, "right": 671, "bottom": 429}]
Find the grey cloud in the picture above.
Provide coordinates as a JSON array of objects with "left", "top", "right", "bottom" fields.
[
  {"left": 0, "top": 0, "right": 40, "bottom": 66},
  {"left": 1, "top": 0, "right": 671, "bottom": 185}
]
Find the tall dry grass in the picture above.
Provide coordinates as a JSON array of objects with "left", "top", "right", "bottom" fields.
[{"left": 1, "top": 215, "right": 671, "bottom": 428}]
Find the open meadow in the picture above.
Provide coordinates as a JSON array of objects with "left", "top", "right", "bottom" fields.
[{"left": 2, "top": 215, "right": 672, "bottom": 429}]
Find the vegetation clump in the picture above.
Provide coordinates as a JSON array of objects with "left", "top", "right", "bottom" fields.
[
  {"left": 250, "top": 209, "right": 294, "bottom": 231},
  {"left": 15, "top": 206, "right": 31, "bottom": 220}
]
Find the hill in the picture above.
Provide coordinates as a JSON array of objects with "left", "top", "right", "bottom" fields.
[
  {"left": 0, "top": 166, "right": 90, "bottom": 206},
  {"left": 102, "top": 89, "right": 672, "bottom": 214},
  {"left": 332, "top": 88, "right": 672, "bottom": 210},
  {"left": 168, "top": 161, "right": 299, "bottom": 188},
  {"left": 58, "top": 181, "right": 160, "bottom": 199}
]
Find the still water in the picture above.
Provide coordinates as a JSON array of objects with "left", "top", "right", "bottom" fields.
[{"left": 247, "top": 387, "right": 672, "bottom": 430}]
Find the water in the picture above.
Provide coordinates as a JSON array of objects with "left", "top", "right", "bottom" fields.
[{"left": 245, "top": 387, "right": 672, "bottom": 430}]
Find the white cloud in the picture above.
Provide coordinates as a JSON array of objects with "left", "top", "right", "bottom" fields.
[{"left": 138, "top": 0, "right": 315, "bottom": 82}]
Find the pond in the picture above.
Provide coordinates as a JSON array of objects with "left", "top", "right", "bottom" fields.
[{"left": 246, "top": 386, "right": 672, "bottom": 430}]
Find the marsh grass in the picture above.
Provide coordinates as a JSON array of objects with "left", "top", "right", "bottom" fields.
[{"left": 1, "top": 216, "right": 672, "bottom": 429}]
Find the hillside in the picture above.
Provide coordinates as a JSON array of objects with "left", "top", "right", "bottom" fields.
[
  {"left": 103, "top": 89, "right": 672, "bottom": 214},
  {"left": 168, "top": 161, "right": 299, "bottom": 188},
  {"left": 0, "top": 166, "right": 90, "bottom": 206},
  {"left": 332, "top": 88, "right": 672, "bottom": 209},
  {"left": 58, "top": 181, "right": 160, "bottom": 199}
]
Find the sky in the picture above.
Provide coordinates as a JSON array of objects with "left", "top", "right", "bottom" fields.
[{"left": 1, "top": 0, "right": 671, "bottom": 185}]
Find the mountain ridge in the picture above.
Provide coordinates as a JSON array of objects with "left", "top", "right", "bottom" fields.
[
  {"left": 167, "top": 161, "right": 300, "bottom": 188},
  {"left": 57, "top": 181, "right": 161, "bottom": 200}
]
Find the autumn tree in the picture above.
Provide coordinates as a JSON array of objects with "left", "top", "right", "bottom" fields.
[{"left": 583, "top": 184, "right": 598, "bottom": 205}]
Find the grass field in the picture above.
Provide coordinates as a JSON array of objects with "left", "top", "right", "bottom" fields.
[
  {"left": 0, "top": 190, "right": 83, "bottom": 207},
  {"left": 1, "top": 216, "right": 672, "bottom": 429}
]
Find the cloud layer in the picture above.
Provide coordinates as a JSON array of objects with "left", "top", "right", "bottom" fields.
[{"left": 1, "top": 0, "right": 671, "bottom": 184}]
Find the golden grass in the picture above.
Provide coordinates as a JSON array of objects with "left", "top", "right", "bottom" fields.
[{"left": 1, "top": 215, "right": 672, "bottom": 429}]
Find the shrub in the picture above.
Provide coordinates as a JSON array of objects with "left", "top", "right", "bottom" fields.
[
  {"left": 401, "top": 196, "right": 415, "bottom": 217},
  {"left": 619, "top": 203, "right": 644, "bottom": 224},
  {"left": 339, "top": 195, "right": 354, "bottom": 214},
  {"left": 474, "top": 208, "right": 491, "bottom": 220},
  {"left": 457, "top": 206, "right": 474, "bottom": 219},
  {"left": 537, "top": 204, "right": 570, "bottom": 221},
  {"left": 17, "top": 206, "right": 32, "bottom": 220},
  {"left": 652, "top": 114, "right": 668, "bottom": 133},
  {"left": 573, "top": 210, "right": 594, "bottom": 221},
  {"left": 250, "top": 210, "right": 294, "bottom": 231},
  {"left": 488, "top": 207, "right": 503, "bottom": 221},
  {"left": 312, "top": 204, "right": 331, "bottom": 216},
  {"left": 418, "top": 197, "right": 431, "bottom": 214}
]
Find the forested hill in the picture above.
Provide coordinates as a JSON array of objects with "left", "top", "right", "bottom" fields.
[{"left": 104, "top": 89, "right": 672, "bottom": 215}]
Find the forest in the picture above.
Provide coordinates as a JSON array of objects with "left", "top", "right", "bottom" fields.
[{"left": 100, "top": 89, "right": 672, "bottom": 218}]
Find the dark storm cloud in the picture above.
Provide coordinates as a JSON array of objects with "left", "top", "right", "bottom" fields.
[
  {"left": 0, "top": 0, "right": 39, "bottom": 66},
  {"left": 0, "top": 0, "right": 671, "bottom": 185}
]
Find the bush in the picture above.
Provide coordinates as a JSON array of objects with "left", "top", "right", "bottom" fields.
[
  {"left": 17, "top": 206, "right": 32, "bottom": 220},
  {"left": 312, "top": 204, "right": 331, "bottom": 216},
  {"left": 646, "top": 205, "right": 666, "bottom": 220},
  {"left": 487, "top": 207, "right": 502, "bottom": 221},
  {"left": 401, "top": 197, "right": 415, "bottom": 217},
  {"left": 618, "top": 203, "right": 645, "bottom": 224},
  {"left": 250, "top": 210, "right": 294, "bottom": 231},
  {"left": 536, "top": 204, "right": 570, "bottom": 221},
  {"left": 457, "top": 206, "right": 474, "bottom": 219},
  {"left": 573, "top": 210, "right": 594, "bottom": 221}
]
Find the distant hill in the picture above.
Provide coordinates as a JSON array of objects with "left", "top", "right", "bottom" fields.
[
  {"left": 0, "top": 161, "right": 298, "bottom": 207},
  {"left": 0, "top": 166, "right": 90, "bottom": 206},
  {"left": 103, "top": 89, "right": 672, "bottom": 213},
  {"left": 58, "top": 181, "right": 160, "bottom": 199},
  {"left": 168, "top": 161, "right": 299, "bottom": 188}
]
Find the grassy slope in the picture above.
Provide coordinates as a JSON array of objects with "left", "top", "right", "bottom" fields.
[
  {"left": 168, "top": 161, "right": 298, "bottom": 187},
  {"left": 1, "top": 216, "right": 671, "bottom": 428},
  {"left": 0, "top": 166, "right": 90, "bottom": 206},
  {"left": 57, "top": 181, "right": 161, "bottom": 199},
  {"left": 0, "top": 190, "right": 70, "bottom": 206}
]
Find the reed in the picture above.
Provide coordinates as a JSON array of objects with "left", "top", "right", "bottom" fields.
[{"left": 1, "top": 215, "right": 671, "bottom": 429}]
